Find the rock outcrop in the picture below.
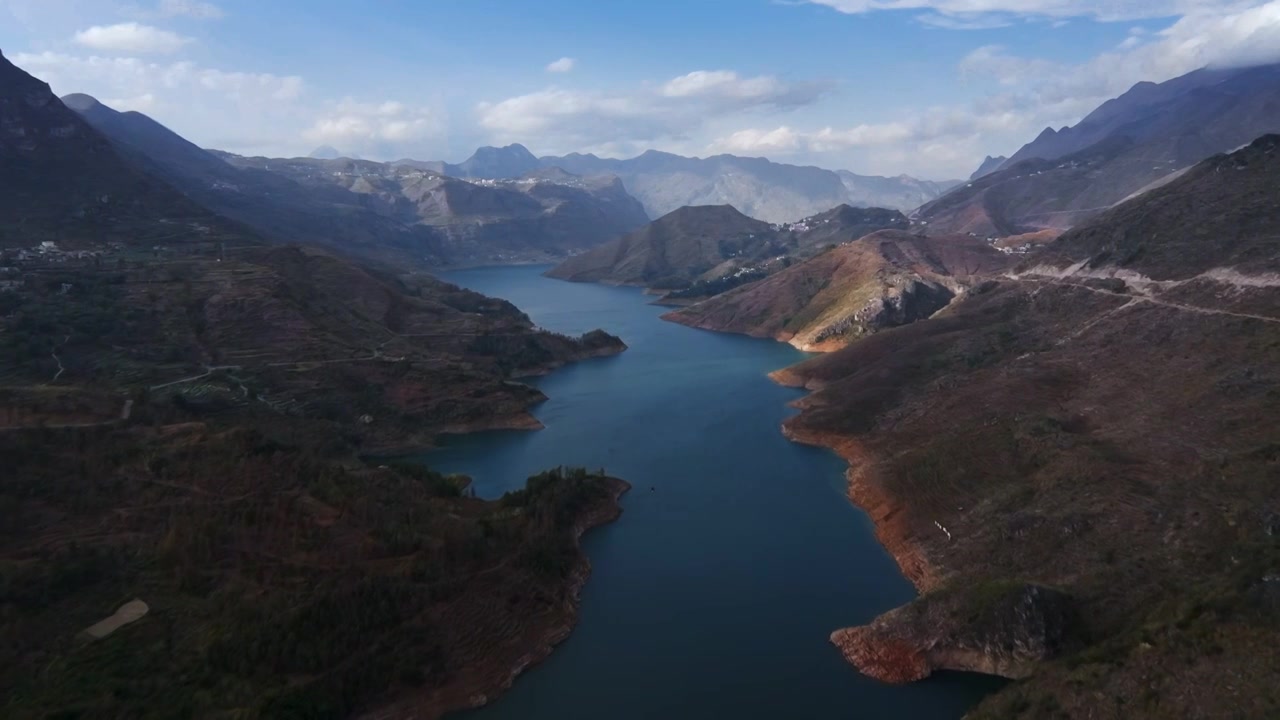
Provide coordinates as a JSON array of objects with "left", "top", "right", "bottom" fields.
[{"left": 830, "top": 583, "right": 1078, "bottom": 683}]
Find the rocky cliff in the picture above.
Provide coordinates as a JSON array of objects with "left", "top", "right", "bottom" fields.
[{"left": 831, "top": 583, "right": 1077, "bottom": 683}]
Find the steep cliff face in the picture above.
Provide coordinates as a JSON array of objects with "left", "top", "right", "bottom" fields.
[{"left": 831, "top": 583, "right": 1078, "bottom": 683}]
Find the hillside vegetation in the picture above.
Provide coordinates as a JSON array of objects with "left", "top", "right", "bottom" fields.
[
  {"left": 772, "top": 136, "right": 1280, "bottom": 718},
  {"left": 0, "top": 51, "right": 632, "bottom": 719}
]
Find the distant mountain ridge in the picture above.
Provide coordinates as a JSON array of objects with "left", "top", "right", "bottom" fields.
[
  {"left": 64, "top": 95, "right": 648, "bottom": 268},
  {"left": 918, "top": 62, "right": 1280, "bottom": 237},
  {"left": 219, "top": 152, "right": 649, "bottom": 266},
  {"left": 422, "top": 146, "right": 957, "bottom": 223}
]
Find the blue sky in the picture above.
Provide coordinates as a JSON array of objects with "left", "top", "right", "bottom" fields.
[{"left": 3, "top": 0, "right": 1279, "bottom": 178}]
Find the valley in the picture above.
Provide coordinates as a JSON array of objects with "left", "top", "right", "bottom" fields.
[{"left": 2, "top": 11, "right": 1280, "bottom": 718}]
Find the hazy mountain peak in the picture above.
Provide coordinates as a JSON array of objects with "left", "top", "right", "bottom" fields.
[
  {"left": 60, "top": 93, "right": 103, "bottom": 113},
  {"left": 309, "top": 145, "right": 343, "bottom": 159},
  {"left": 454, "top": 143, "right": 541, "bottom": 179},
  {"left": 970, "top": 155, "right": 1007, "bottom": 180}
]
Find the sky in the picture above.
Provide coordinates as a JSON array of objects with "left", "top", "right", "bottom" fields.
[{"left": 2, "top": 0, "right": 1280, "bottom": 179}]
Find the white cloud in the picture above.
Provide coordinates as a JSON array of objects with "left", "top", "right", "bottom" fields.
[
  {"left": 546, "top": 57, "right": 576, "bottom": 73},
  {"left": 13, "top": 51, "right": 311, "bottom": 153},
  {"left": 806, "top": 1, "right": 1259, "bottom": 23},
  {"left": 661, "top": 70, "right": 829, "bottom": 108},
  {"left": 304, "top": 98, "right": 444, "bottom": 148},
  {"left": 477, "top": 69, "right": 827, "bottom": 154},
  {"left": 157, "top": 0, "right": 223, "bottom": 19},
  {"left": 709, "top": 126, "right": 804, "bottom": 154},
  {"left": 721, "top": 0, "right": 1280, "bottom": 176},
  {"left": 709, "top": 119, "right": 937, "bottom": 156},
  {"left": 73, "top": 22, "right": 190, "bottom": 54},
  {"left": 915, "top": 12, "right": 1015, "bottom": 29},
  {"left": 477, "top": 88, "right": 672, "bottom": 151},
  {"left": 102, "top": 92, "right": 158, "bottom": 112},
  {"left": 10, "top": 49, "right": 451, "bottom": 159}
]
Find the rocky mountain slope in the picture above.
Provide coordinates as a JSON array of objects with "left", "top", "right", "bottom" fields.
[
  {"left": 220, "top": 153, "right": 647, "bottom": 267},
  {"left": 969, "top": 155, "right": 1007, "bottom": 180},
  {"left": 65, "top": 96, "right": 647, "bottom": 268},
  {"left": 62, "top": 93, "right": 446, "bottom": 268},
  {"left": 1, "top": 51, "right": 631, "bottom": 719},
  {"left": 771, "top": 136, "right": 1280, "bottom": 718},
  {"left": 545, "top": 203, "right": 908, "bottom": 295},
  {"left": 836, "top": 170, "right": 960, "bottom": 213},
  {"left": 665, "top": 229, "right": 1010, "bottom": 351},
  {"left": 916, "top": 62, "right": 1280, "bottom": 237},
  {"left": 0, "top": 51, "right": 227, "bottom": 250},
  {"left": 507, "top": 150, "right": 953, "bottom": 222}
]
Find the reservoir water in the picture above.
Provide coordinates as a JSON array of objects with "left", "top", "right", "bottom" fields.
[{"left": 426, "top": 265, "right": 1003, "bottom": 719}]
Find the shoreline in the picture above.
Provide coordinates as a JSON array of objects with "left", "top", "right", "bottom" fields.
[
  {"left": 365, "top": 477, "right": 632, "bottom": 720},
  {"left": 775, "top": 419, "right": 940, "bottom": 594}
]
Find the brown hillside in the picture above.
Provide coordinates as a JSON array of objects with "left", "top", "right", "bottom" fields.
[
  {"left": 665, "top": 230, "right": 1010, "bottom": 351},
  {"left": 770, "top": 137, "right": 1280, "bottom": 718},
  {"left": 545, "top": 204, "right": 780, "bottom": 287}
]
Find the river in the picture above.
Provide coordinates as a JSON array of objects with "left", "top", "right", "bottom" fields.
[{"left": 422, "top": 265, "right": 1003, "bottom": 719}]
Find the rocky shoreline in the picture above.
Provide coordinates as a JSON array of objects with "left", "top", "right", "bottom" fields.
[{"left": 770, "top": 373, "right": 1077, "bottom": 686}]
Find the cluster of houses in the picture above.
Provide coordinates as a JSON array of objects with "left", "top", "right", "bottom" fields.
[
  {"left": 966, "top": 231, "right": 1036, "bottom": 256},
  {"left": 3, "top": 241, "right": 105, "bottom": 263},
  {"left": 0, "top": 241, "right": 120, "bottom": 293}
]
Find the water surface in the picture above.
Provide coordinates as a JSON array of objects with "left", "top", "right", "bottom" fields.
[{"left": 425, "top": 265, "right": 1002, "bottom": 719}]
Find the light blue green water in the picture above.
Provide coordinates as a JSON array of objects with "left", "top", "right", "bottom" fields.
[{"left": 424, "top": 265, "right": 1003, "bottom": 719}]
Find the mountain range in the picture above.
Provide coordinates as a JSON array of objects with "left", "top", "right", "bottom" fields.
[
  {"left": 422, "top": 143, "right": 957, "bottom": 223},
  {"left": 63, "top": 96, "right": 648, "bottom": 268},
  {"left": 916, "top": 62, "right": 1280, "bottom": 237}
]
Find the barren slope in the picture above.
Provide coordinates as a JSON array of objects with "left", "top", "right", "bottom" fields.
[{"left": 666, "top": 230, "right": 1009, "bottom": 351}]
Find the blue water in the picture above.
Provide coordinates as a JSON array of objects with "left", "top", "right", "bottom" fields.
[{"left": 425, "top": 265, "right": 1003, "bottom": 719}]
